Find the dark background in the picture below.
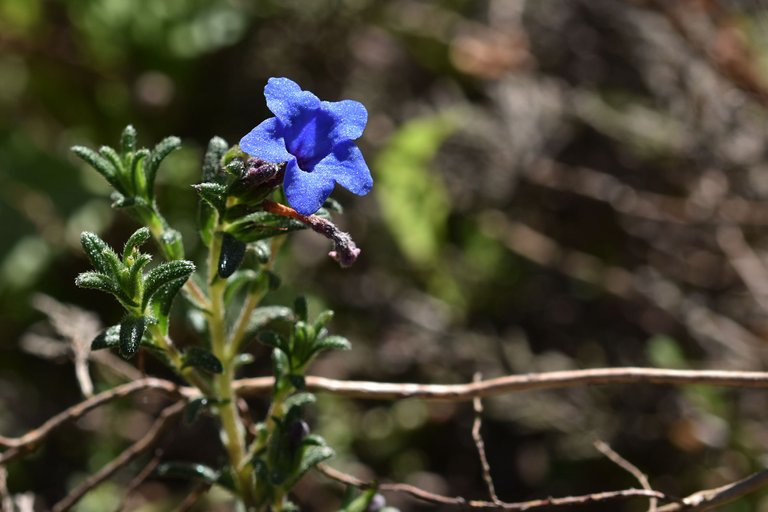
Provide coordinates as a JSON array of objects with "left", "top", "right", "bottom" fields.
[{"left": 3, "top": 0, "right": 768, "bottom": 510}]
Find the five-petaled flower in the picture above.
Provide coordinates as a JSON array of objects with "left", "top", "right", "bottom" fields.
[{"left": 239, "top": 77, "right": 373, "bottom": 215}]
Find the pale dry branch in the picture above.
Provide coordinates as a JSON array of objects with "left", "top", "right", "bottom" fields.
[
  {"left": 0, "top": 378, "right": 187, "bottom": 464},
  {"left": 235, "top": 367, "right": 768, "bottom": 401},
  {"left": 8, "top": 367, "right": 768, "bottom": 468},
  {"left": 595, "top": 440, "right": 656, "bottom": 512},
  {"left": 52, "top": 401, "right": 185, "bottom": 512},
  {"left": 657, "top": 467, "right": 768, "bottom": 511},
  {"left": 28, "top": 294, "right": 102, "bottom": 397},
  {"left": 472, "top": 373, "right": 500, "bottom": 505},
  {"left": 6, "top": 367, "right": 768, "bottom": 509},
  {"left": 114, "top": 449, "right": 164, "bottom": 512},
  {"left": 172, "top": 483, "right": 213, "bottom": 512},
  {"left": 317, "top": 463, "right": 666, "bottom": 510}
]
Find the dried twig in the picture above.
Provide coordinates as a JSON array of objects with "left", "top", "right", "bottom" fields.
[
  {"left": 6, "top": 368, "right": 768, "bottom": 509},
  {"left": 317, "top": 463, "right": 665, "bottom": 510},
  {"left": 52, "top": 401, "right": 185, "bottom": 512},
  {"left": 8, "top": 367, "right": 768, "bottom": 467},
  {"left": 0, "top": 378, "right": 186, "bottom": 464},
  {"left": 235, "top": 367, "right": 768, "bottom": 401},
  {"left": 172, "top": 483, "right": 213, "bottom": 512},
  {"left": 472, "top": 373, "right": 500, "bottom": 505},
  {"left": 657, "top": 467, "right": 768, "bottom": 511},
  {"left": 114, "top": 449, "right": 164, "bottom": 512},
  {"left": 595, "top": 440, "right": 656, "bottom": 512}
]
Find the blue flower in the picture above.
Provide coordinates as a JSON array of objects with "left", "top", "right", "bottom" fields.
[{"left": 239, "top": 77, "right": 373, "bottom": 215}]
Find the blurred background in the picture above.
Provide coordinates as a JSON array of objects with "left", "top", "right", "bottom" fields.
[{"left": 4, "top": 0, "right": 768, "bottom": 510}]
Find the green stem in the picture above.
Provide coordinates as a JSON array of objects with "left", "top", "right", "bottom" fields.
[
  {"left": 143, "top": 206, "right": 209, "bottom": 308},
  {"left": 229, "top": 235, "right": 285, "bottom": 353},
  {"left": 146, "top": 323, "right": 213, "bottom": 396},
  {"left": 208, "top": 232, "right": 258, "bottom": 509}
]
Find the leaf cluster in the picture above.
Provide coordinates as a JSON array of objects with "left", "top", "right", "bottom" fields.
[{"left": 75, "top": 228, "right": 195, "bottom": 358}]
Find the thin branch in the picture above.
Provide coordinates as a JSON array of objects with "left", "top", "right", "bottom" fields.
[
  {"left": 472, "top": 373, "right": 500, "bottom": 505},
  {"left": 0, "top": 378, "right": 187, "bottom": 464},
  {"left": 235, "top": 367, "right": 768, "bottom": 401},
  {"left": 657, "top": 467, "right": 768, "bottom": 511},
  {"left": 172, "top": 483, "right": 213, "bottom": 512},
  {"left": 114, "top": 449, "right": 164, "bottom": 512},
  {"left": 316, "top": 463, "right": 665, "bottom": 510},
  {"left": 594, "top": 440, "right": 656, "bottom": 512},
  {"left": 9, "top": 367, "right": 768, "bottom": 467},
  {"left": 52, "top": 401, "right": 185, "bottom": 512}
]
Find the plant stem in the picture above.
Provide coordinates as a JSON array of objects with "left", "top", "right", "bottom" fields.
[
  {"left": 144, "top": 207, "right": 209, "bottom": 308},
  {"left": 229, "top": 235, "right": 285, "bottom": 352},
  {"left": 146, "top": 324, "right": 213, "bottom": 396},
  {"left": 208, "top": 232, "right": 258, "bottom": 509}
]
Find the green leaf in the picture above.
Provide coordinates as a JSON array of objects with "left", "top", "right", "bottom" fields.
[
  {"left": 248, "top": 306, "right": 295, "bottom": 333},
  {"left": 184, "top": 397, "right": 210, "bottom": 424},
  {"left": 226, "top": 212, "right": 306, "bottom": 243},
  {"left": 283, "top": 392, "right": 316, "bottom": 414},
  {"left": 91, "top": 325, "right": 120, "bottom": 350},
  {"left": 192, "top": 182, "right": 228, "bottom": 214},
  {"left": 123, "top": 227, "right": 151, "bottom": 261},
  {"left": 224, "top": 158, "right": 245, "bottom": 177},
  {"left": 119, "top": 316, "right": 146, "bottom": 359},
  {"left": 202, "top": 136, "right": 229, "bottom": 182},
  {"left": 144, "top": 136, "right": 181, "bottom": 198},
  {"left": 80, "top": 231, "right": 121, "bottom": 275},
  {"left": 252, "top": 240, "right": 271, "bottom": 264},
  {"left": 99, "top": 145, "right": 125, "bottom": 176},
  {"left": 142, "top": 260, "right": 195, "bottom": 309},
  {"left": 272, "top": 348, "right": 289, "bottom": 381},
  {"left": 125, "top": 253, "right": 152, "bottom": 298},
  {"left": 110, "top": 192, "right": 137, "bottom": 209},
  {"left": 223, "top": 269, "right": 260, "bottom": 304},
  {"left": 313, "top": 335, "right": 351, "bottom": 353},
  {"left": 120, "top": 125, "right": 137, "bottom": 154},
  {"left": 199, "top": 201, "right": 217, "bottom": 247},
  {"left": 259, "top": 331, "right": 288, "bottom": 353},
  {"left": 338, "top": 488, "right": 380, "bottom": 512},
  {"left": 154, "top": 462, "right": 219, "bottom": 484},
  {"left": 288, "top": 374, "right": 306, "bottom": 390},
  {"left": 289, "top": 445, "right": 334, "bottom": 487},
  {"left": 71, "top": 145, "right": 122, "bottom": 191},
  {"left": 75, "top": 271, "right": 119, "bottom": 295},
  {"left": 182, "top": 347, "right": 223, "bottom": 374},
  {"left": 149, "top": 276, "right": 188, "bottom": 334},
  {"left": 159, "top": 228, "right": 185, "bottom": 260},
  {"left": 294, "top": 296, "right": 308, "bottom": 323},
  {"left": 313, "top": 310, "right": 334, "bottom": 330},
  {"left": 218, "top": 233, "right": 246, "bottom": 279}
]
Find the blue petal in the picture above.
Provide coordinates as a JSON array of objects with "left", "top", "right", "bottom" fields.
[
  {"left": 239, "top": 117, "right": 292, "bottom": 163},
  {"left": 283, "top": 158, "right": 336, "bottom": 215},
  {"left": 321, "top": 99, "right": 368, "bottom": 141},
  {"left": 283, "top": 109, "right": 338, "bottom": 170},
  {"left": 264, "top": 77, "right": 320, "bottom": 128},
  {"left": 313, "top": 140, "right": 373, "bottom": 196}
]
